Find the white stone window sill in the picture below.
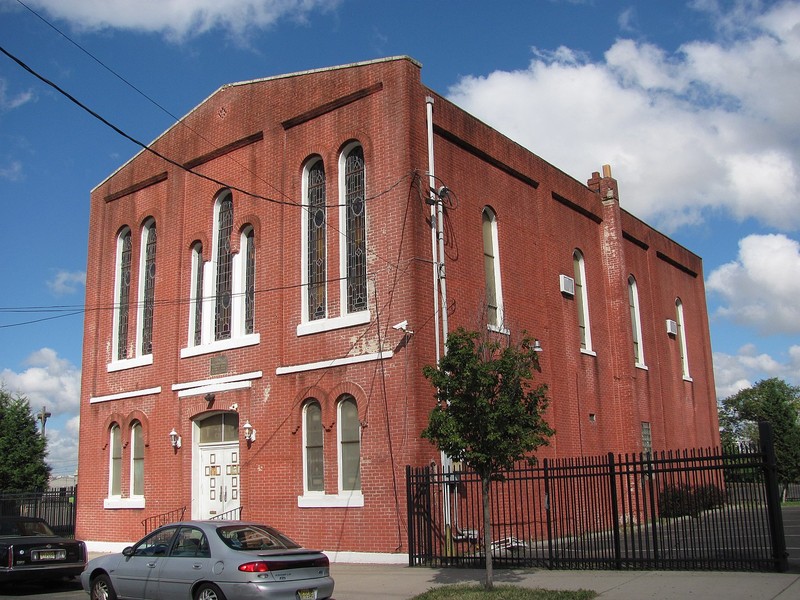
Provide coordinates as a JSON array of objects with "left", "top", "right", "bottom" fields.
[
  {"left": 297, "top": 492, "right": 364, "bottom": 508},
  {"left": 580, "top": 348, "right": 597, "bottom": 357},
  {"left": 487, "top": 324, "right": 510, "bottom": 335},
  {"left": 635, "top": 363, "right": 649, "bottom": 371},
  {"left": 296, "top": 311, "right": 371, "bottom": 336},
  {"left": 104, "top": 497, "right": 145, "bottom": 510},
  {"left": 108, "top": 354, "right": 153, "bottom": 373},
  {"left": 181, "top": 333, "right": 260, "bottom": 358}
]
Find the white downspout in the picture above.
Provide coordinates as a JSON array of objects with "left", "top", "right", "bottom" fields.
[{"left": 425, "top": 97, "right": 441, "bottom": 364}]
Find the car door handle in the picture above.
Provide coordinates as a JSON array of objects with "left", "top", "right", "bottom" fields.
[
  {"left": 147, "top": 562, "right": 157, "bottom": 568},
  {"left": 193, "top": 564, "right": 202, "bottom": 569}
]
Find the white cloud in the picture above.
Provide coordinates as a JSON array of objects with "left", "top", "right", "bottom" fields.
[
  {"left": 0, "top": 348, "right": 81, "bottom": 416},
  {"left": 23, "top": 0, "right": 341, "bottom": 40},
  {"left": 47, "top": 270, "right": 86, "bottom": 296},
  {"left": 713, "top": 343, "right": 800, "bottom": 400},
  {"left": 0, "top": 349, "right": 81, "bottom": 475},
  {"left": 446, "top": 1, "right": 800, "bottom": 233},
  {"left": 0, "top": 78, "right": 34, "bottom": 111},
  {"left": 0, "top": 160, "right": 23, "bottom": 181},
  {"left": 706, "top": 233, "right": 800, "bottom": 334},
  {"left": 45, "top": 416, "right": 80, "bottom": 476}
]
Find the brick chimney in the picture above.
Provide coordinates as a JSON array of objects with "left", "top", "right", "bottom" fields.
[{"left": 587, "top": 164, "right": 619, "bottom": 203}]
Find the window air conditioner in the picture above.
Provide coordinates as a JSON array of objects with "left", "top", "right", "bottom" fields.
[
  {"left": 559, "top": 274, "right": 575, "bottom": 296},
  {"left": 666, "top": 319, "right": 678, "bottom": 336}
]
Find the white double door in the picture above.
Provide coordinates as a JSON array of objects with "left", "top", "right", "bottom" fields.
[{"left": 197, "top": 444, "right": 240, "bottom": 519}]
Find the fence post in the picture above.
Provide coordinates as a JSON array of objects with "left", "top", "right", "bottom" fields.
[
  {"left": 543, "top": 458, "right": 553, "bottom": 569},
  {"left": 759, "top": 422, "right": 788, "bottom": 572},
  {"left": 406, "top": 466, "right": 415, "bottom": 567},
  {"left": 608, "top": 452, "right": 622, "bottom": 569}
]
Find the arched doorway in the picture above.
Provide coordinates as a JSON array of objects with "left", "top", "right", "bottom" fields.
[{"left": 193, "top": 412, "right": 240, "bottom": 519}]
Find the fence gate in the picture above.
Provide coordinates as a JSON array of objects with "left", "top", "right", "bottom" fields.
[
  {"left": 0, "top": 486, "right": 78, "bottom": 537},
  {"left": 407, "top": 423, "right": 787, "bottom": 572}
]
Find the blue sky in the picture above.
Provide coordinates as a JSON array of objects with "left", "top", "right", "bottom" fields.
[{"left": 0, "top": 0, "right": 798, "bottom": 476}]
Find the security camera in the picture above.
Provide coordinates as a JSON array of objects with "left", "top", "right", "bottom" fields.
[{"left": 392, "top": 320, "right": 409, "bottom": 332}]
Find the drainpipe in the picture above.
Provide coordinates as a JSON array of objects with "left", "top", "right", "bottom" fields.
[{"left": 426, "top": 96, "right": 454, "bottom": 555}]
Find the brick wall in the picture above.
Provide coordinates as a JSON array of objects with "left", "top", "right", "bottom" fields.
[{"left": 77, "top": 57, "right": 719, "bottom": 553}]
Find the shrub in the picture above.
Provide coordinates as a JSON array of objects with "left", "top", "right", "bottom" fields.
[{"left": 657, "top": 483, "right": 725, "bottom": 518}]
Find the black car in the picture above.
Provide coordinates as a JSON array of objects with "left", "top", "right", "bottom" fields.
[{"left": 0, "top": 516, "right": 87, "bottom": 583}]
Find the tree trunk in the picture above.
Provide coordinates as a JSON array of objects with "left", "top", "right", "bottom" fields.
[{"left": 482, "top": 475, "right": 493, "bottom": 590}]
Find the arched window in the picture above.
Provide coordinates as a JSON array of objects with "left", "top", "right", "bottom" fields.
[
  {"left": 303, "top": 401, "right": 324, "bottom": 493},
  {"left": 628, "top": 275, "right": 645, "bottom": 366},
  {"left": 130, "top": 421, "right": 144, "bottom": 497},
  {"left": 573, "top": 250, "right": 592, "bottom": 351},
  {"left": 243, "top": 227, "right": 255, "bottom": 335},
  {"left": 109, "top": 424, "right": 122, "bottom": 498},
  {"left": 676, "top": 298, "right": 690, "bottom": 379},
  {"left": 338, "top": 395, "right": 361, "bottom": 492},
  {"left": 482, "top": 207, "right": 504, "bottom": 329},
  {"left": 139, "top": 220, "right": 157, "bottom": 356},
  {"left": 114, "top": 228, "right": 132, "bottom": 360},
  {"left": 305, "top": 159, "right": 327, "bottom": 321},
  {"left": 190, "top": 242, "right": 204, "bottom": 347},
  {"left": 214, "top": 192, "right": 234, "bottom": 341},
  {"left": 342, "top": 145, "right": 367, "bottom": 314}
]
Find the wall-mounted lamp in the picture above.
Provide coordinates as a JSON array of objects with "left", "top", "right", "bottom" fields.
[
  {"left": 169, "top": 428, "right": 182, "bottom": 449},
  {"left": 204, "top": 392, "right": 215, "bottom": 404},
  {"left": 533, "top": 339, "right": 543, "bottom": 353},
  {"left": 243, "top": 421, "right": 256, "bottom": 443}
]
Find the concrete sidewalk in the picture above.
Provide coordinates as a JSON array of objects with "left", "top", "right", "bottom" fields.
[{"left": 328, "top": 563, "right": 800, "bottom": 600}]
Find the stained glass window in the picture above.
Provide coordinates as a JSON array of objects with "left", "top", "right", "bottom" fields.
[
  {"left": 307, "top": 161, "right": 326, "bottom": 320},
  {"left": 192, "top": 243, "right": 204, "bottom": 346},
  {"left": 141, "top": 222, "right": 156, "bottom": 355},
  {"left": 345, "top": 147, "right": 367, "bottom": 313},
  {"left": 117, "top": 230, "right": 132, "bottom": 360},
  {"left": 244, "top": 228, "right": 255, "bottom": 334},
  {"left": 215, "top": 193, "right": 233, "bottom": 341}
]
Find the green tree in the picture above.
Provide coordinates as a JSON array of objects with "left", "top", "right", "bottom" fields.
[
  {"left": 0, "top": 388, "right": 50, "bottom": 491},
  {"left": 719, "top": 378, "right": 800, "bottom": 498},
  {"left": 422, "top": 328, "right": 553, "bottom": 589}
]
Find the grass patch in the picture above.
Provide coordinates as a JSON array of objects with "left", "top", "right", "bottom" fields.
[{"left": 412, "top": 584, "right": 597, "bottom": 599}]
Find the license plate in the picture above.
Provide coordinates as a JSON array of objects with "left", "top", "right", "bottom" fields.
[
  {"left": 297, "top": 589, "right": 317, "bottom": 600},
  {"left": 32, "top": 549, "right": 66, "bottom": 561}
]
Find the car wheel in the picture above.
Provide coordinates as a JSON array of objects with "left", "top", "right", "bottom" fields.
[
  {"left": 194, "top": 582, "right": 227, "bottom": 600},
  {"left": 90, "top": 574, "right": 118, "bottom": 600}
]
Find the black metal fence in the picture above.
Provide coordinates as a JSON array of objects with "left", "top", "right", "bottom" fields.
[
  {"left": 0, "top": 486, "right": 78, "bottom": 537},
  {"left": 142, "top": 506, "right": 187, "bottom": 534},
  {"left": 407, "top": 425, "right": 787, "bottom": 572}
]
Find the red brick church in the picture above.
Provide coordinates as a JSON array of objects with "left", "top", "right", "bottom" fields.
[{"left": 76, "top": 56, "right": 719, "bottom": 557}]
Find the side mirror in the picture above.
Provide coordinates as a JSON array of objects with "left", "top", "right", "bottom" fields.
[{"left": 122, "top": 546, "right": 134, "bottom": 557}]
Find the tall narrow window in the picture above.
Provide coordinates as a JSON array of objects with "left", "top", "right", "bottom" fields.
[
  {"left": 573, "top": 250, "right": 592, "bottom": 351},
  {"left": 191, "top": 243, "right": 204, "bottom": 346},
  {"left": 130, "top": 421, "right": 144, "bottom": 497},
  {"left": 641, "top": 421, "right": 652, "bottom": 457},
  {"left": 307, "top": 160, "right": 327, "bottom": 321},
  {"left": 628, "top": 275, "right": 644, "bottom": 366},
  {"left": 215, "top": 192, "right": 233, "bottom": 341},
  {"left": 482, "top": 207, "right": 503, "bottom": 328},
  {"left": 676, "top": 298, "right": 690, "bottom": 379},
  {"left": 140, "top": 221, "right": 157, "bottom": 355},
  {"left": 244, "top": 227, "right": 255, "bottom": 335},
  {"left": 115, "top": 229, "right": 132, "bottom": 360},
  {"left": 338, "top": 395, "right": 361, "bottom": 492},
  {"left": 109, "top": 424, "right": 121, "bottom": 497},
  {"left": 344, "top": 146, "right": 367, "bottom": 313},
  {"left": 303, "top": 401, "right": 324, "bottom": 493}
]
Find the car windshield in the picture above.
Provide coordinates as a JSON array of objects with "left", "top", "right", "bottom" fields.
[
  {"left": 216, "top": 525, "right": 300, "bottom": 551},
  {"left": 0, "top": 519, "right": 55, "bottom": 537}
]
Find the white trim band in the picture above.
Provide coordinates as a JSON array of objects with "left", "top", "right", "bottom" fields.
[{"left": 277, "top": 351, "right": 392, "bottom": 375}]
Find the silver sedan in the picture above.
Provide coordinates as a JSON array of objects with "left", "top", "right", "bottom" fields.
[{"left": 80, "top": 521, "right": 334, "bottom": 600}]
